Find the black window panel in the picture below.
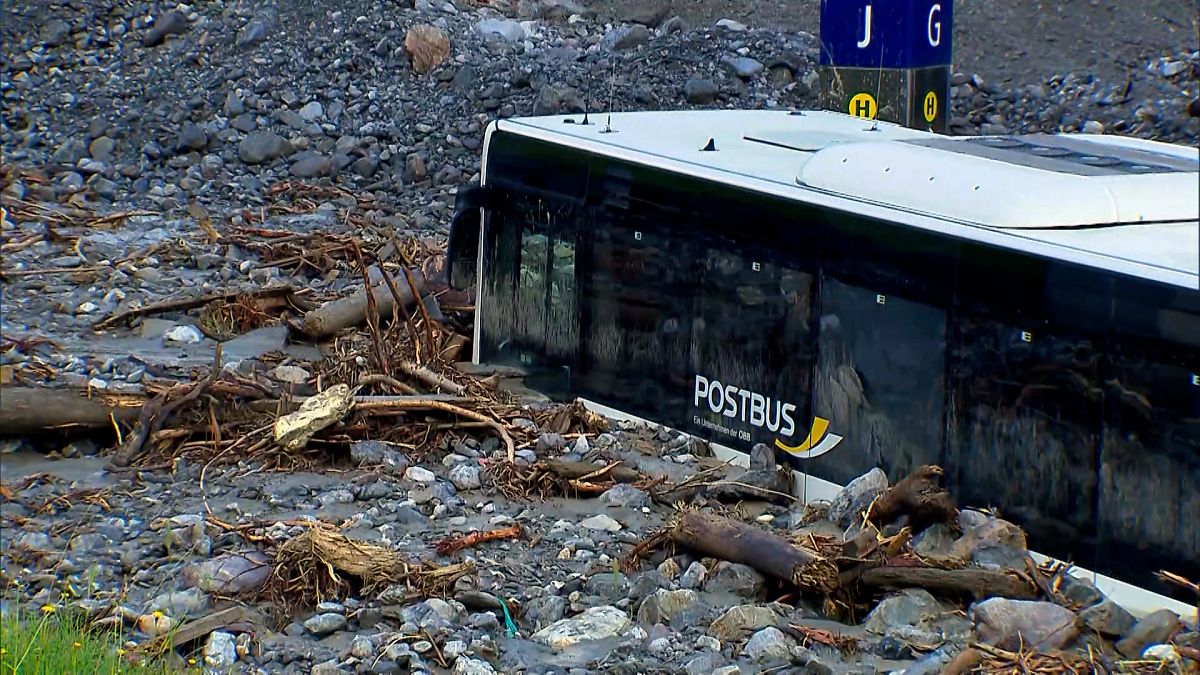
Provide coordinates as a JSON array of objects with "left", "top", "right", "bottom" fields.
[
  {"left": 808, "top": 276, "right": 949, "bottom": 485},
  {"left": 486, "top": 131, "right": 591, "bottom": 199},
  {"left": 947, "top": 249, "right": 1106, "bottom": 571},
  {"left": 576, "top": 162, "right": 701, "bottom": 429},
  {"left": 1099, "top": 282, "right": 1200, "bottom": 602},
  {"left": 688, "top": 239, "right": 815, "bottom": 452}
]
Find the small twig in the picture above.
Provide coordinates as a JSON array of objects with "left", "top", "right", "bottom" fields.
[{"left": 357, "top": 373, "right": 420, "bottom": 395}]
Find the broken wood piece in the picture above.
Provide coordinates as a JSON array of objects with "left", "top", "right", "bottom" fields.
[
  {"left": 867, "top": 464, "right": 958, "bottom": 533},
  {"left": 272, "top": 383, "right": 354, "bottom": 451},
  {"left": 670, "top": 511, "right": 839, "bottom": 593},
  {"left": 434, "top": 523, "right": 523, "bottom": 556},
  {"left": 92, "top": 285, "right": 297, "bottom": 331},
  {"left": 0, "top": 386, "right": 145, "bottom": 434},
  {"left": 856, "top": 566, "right": 1038, "bottom": 600},
  {"left": 147, "top": 606, "right": 258, "bottom": 651},
  {"left": 298, "top": 265, "right": 427, "bottom": 338},
  {"left": 395, "top": 360, "right": 465, "bottom": 395}
]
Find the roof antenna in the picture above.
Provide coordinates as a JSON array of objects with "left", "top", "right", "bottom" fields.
[
  {"left": 601, "top": 59, "right": 617, "bottom": 133},
  {"left": 581, "top": 68, "right": 593, "bottom": 125},
  {"left": 869, "top": 41, "right": 884, "bottom": 132},
  {"left": 701, "top": 138, "right": 717, "bottom": 151}
]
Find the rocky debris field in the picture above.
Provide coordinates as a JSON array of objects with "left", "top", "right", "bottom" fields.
[
  {"left": 2, "top": 0, "right": 1200, "bottom": 673},
  {"left": 1, "top": 0, "right": 1198, "bottom": 222}
]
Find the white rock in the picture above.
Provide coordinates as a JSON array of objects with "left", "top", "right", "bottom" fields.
[
  {"left": 204, "top": 631, "right": 238, "bottom": 669},
  {"left": 449, "top": 464, "right": 482, "bottom": 490},
  {"left": 406, "top": 466, "right": 437, "bottom": 483},
  {"left": 163, "top": 324, "right": 204, "bottom": 343},
  {"left": 531, "top": 606, "right": 632, "bottom": 650},
  {"left": 269, "top": 365, "right": 310, "bottom": 384},
  {"left": 452, "top": 657, "right": 497, "bottom": 675},
  {"left": 272, "top": 384, "right": 354, "bottom": 451},
  {"left": 580, "top": 514, "right": 622, "bottom": 532},
  {"left": 715, "top": 19, "right": 747, "bottom": 31},
  {"left": 298, "top": 101, "right": 324, "bottom": 121}
]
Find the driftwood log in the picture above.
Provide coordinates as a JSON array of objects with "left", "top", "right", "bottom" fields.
[
  {"left": 300, "top": 266, "right": 427, "bottom": 338},
  {"left": 0, "top": 386, "right": 145, "bottom": 434},
  {"left": 868, "top": 464, "right": 958, "bottom": 533},
  {"left": 670, "top": 511, "right": 840, "bottom": 593},
  {"left": 857, "top": 566, "right": 1039, "bottom": 600}
]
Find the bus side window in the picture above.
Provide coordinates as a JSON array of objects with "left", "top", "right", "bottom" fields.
[{"left": 1099, "top": 281, "right": 1200, "bottom": 600}]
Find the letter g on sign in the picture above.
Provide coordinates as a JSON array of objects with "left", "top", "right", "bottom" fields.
[{"left": 927, "top": 4, "right": 942, "bottom": 47}]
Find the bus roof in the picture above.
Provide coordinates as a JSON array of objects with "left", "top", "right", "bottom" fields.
[{"left": 492, "top": 110, "right": 1200, "bottom": 289}]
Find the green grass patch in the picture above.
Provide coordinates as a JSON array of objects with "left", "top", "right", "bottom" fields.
[{"left": 0, "top": 605, "right": 192, "bottom": 675}]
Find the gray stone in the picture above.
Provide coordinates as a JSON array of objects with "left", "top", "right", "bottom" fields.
[
  {"left": 224, "top": 91, "right": 245, "bottom": 117},
  {"left": 148, "top": 588, "right": 210, "bottom": 618},
  {"left": 237, "top": 11, "right": 278, "bottom": 49},
  {"left": 971, "top": 598, "right": 1078, "bottom": 651},
  {"left": 530, "top": 606, "right": 631, "bottom": 650},
  {"left": 912, "top": 523, "right": 958, "bottom": 558},
  {"left": 679, "top": 561, "right": 707, "bottom": 589},
  {"left": 601, "top": 25, "right": 651, "bottom": 52},
  {"left": 709, "top": 605, "right": 777, "bottom": 641},
  {"left": 143, "top": 11, "right": 189, "bottom": 47},
  {"left": 89, "top": 136, "right": 116, "bottom": 161},
  {"left": 743, "top": 626, "right": 792, "bottom": 662},
  {"left": 1078, "top": 599, "right": 1136, "bottom": 638},
  {"left": 721, "top": 56, "right": 765, "bottom": 79},
  {"left": 204, "top": 631, "right": 237, "bottom": 669},
  {"left": 1116, "top": 609, "right": 1182, "bottom": 658},
  {"left": 684, "top": 79, "right": 718, "bottom": 105},
  {"left": 637, "top": 589, "right": 699, "bottom": 626},
  {"left": 291, "top": 155, "right": 332, "bottom": 178},
  {"left": 406, "top": 466, "right": 437, "bottom": 483},
  {"left": 826, "top": 468, "right": 887, "bottom": 527},
  {"left": 598, "top": 484, "right": 651, "bottom": 509},
  {"left": 525, "top": 595, "right": 566, "bottom": 629},
  {"left": 476, "top": 18, "right": 525, "bottom": 43},
  {"left": 452, "top": 657, "right": 497, "bottom": 675},
  {"left": 706, "top": 562, "right": 766, "bottom": 598},
  {"left": 864, "top": 589, "right": 943, "bottom": 635},
  {"left": 304, "top": 612, "right": 348, "bottom": 636},
  {"left": 182, "top": 551, "right": 272, "bottom": 595},
  {"left": 298, "top": 102, "right": 324, "bottom": 122},
  {"left": 449, "top": 464, "right": 481, "bottom": 491},
  {"left": 581, "top": 514, "right": 622, "bottom": 532},
  {"left": 176, "top": 124, "right": 208, "bottom": 152},
  {"left": 239, "top": 131, "right": 291, "bottom": 164}
]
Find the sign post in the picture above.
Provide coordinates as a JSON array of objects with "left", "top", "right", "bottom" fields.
[{"left": 817, "top": 1, "right": 953, "bottom": 133}]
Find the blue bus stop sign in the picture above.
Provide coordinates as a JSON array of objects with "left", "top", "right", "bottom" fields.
[{"left": 819, "top": 0, "right": 954, "bottom": 69}]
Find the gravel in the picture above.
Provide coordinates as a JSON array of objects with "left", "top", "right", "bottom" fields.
[{"left": 1, "top": 0, "right": 1197, "bottom": 672}]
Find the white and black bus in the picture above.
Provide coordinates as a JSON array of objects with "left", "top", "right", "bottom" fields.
[{"left": 446, "top": 109, "right": 1200, "bottom": 612}]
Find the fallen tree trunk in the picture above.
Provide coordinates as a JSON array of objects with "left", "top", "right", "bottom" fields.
[
  {"left": 300, "top": 266, "right": 427, "bottom": 338},
  {"left": 0, "top": 386, "right": 145, "bottom": 434},
  {"left": 857, "top": 566, "right": 1038, "bottom": 600},
  {"left": 670, "top": 511, "right": 839, "bottom": 593}
]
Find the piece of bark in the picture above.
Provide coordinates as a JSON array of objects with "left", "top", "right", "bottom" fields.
[
  {"left": 540, "top": 459, "right": 643, "bottom": 484},
  {"left": 868, "top": 465, "right": 958, "bottom": 533},
  {"left": 857, "top": 566, "right": 1038, "bottom": 600},
  {"left": 942, "top": 647, "right": 984, "bottom": 675},
  {"left": 0, "top": 386, "right": 145, "bottom": 433},
  {"left": 670, "top": 511, "right": 839, "bottom": 593},
  {"left": 299, "top": 266, "right": 427, "bottom": 338}
]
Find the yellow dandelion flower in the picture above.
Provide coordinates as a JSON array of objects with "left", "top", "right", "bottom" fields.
[
  {"left": 74, "top": 641, "right": 82, "bottom": 648},
  {"left": 188, "top": 658, "right": 197, "bottom": 665},
  {"left": 152, "top": 610, "right": 164, "bottom": 619},
  {"left": 117, "top": 648, "right": 126, "bottom": 656},
  {"left": 1, "top": 647, "right": 8, "bottom": 655},
  {"left": 40, "top": 604, "right": 56, "bottom": 614}
]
